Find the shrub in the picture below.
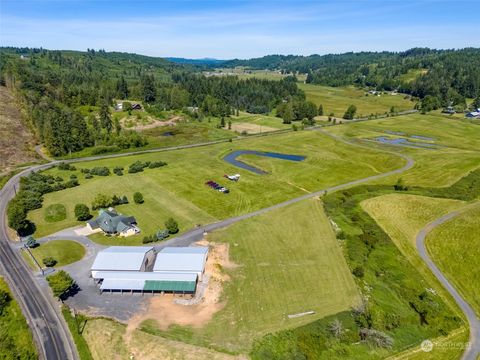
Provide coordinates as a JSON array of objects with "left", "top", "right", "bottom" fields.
[
  {"left": 113, "top": 167, "right": 124, "bottom": 176},
  {"left": 0, "top": 289, "right": 11, "bottom": 315},
  {"left": 7, "top": 202, "right": 28, "bottom": 232},
  {"left": 74, "top": 204, "right": 91, "bottom": 221},
  {"left": 46, "top": 270, "right": 76, "bottom": 299},
  {"left": 58, "top": 163, "right": 76, "bottom": 171},
  {"left": 142, "top": 234, "right": 156, "bottom": 244},
  {"left": 43, "top": 257, "right": 57, "bottom": 267},
  {"left": 148, "top": 161, "right": 167, "bottom": 169},
  {"left": 128, "top": 161, "right": 148, "bottom": 173},
  {"left": 55, "top": 176, "right": 64, "bottom": 182},
  {"left": 90, "top": 167, "right": 110, "bottom": 176},
  {"left": 156, "top": 229, "right": 170, "bottom": 240},
  {"left": 90, "top": 145, "right": 120, "bottom": 155},
  {"left": 64, "top": 179, "right": 79, "bottom": 188},
  {"left": 91, "top": 193, "right": 112, "bottom": 210},
  {"left": 165, "top": 218, "right": 179, "bottom": 234},
  {"left": 121, "top": 195, "right": 129, "bottom": 204},
  {"left": 352, "top": 266, "right": 365, "bottom": 278},
  {"left": 133, "top": 192, "right": 144, "bottom": 204},
  {"left": 25, "top": 236, "right": 38, "bottom": 248},
  {"left": 394, "top": 178, "right": 408, "bottom": 191},
  {"left": 85, "top": 173, "right": 93, "bottom": 179}
]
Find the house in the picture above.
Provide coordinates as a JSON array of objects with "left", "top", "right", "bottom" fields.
[
  {"left": 91, "top": 246, "right": 155, "bottom": 279},
  {"left": 86, "top": 209, "right": 139, "bottom": 237},
  {"left": 465, "top": 111, "right": 480, "bottom": 119},
  {"left": 131, "top": 103, "right": 142, "bottom": 110},
  {"left": 154, "top": 246, "right": 209, "bottom": 281},
  {"left": 442, "top": 106, "right": 455, "bottom": 114}
]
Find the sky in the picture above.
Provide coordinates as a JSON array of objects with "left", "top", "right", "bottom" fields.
[{"left": 1, "top": 0, "right": 479, "bottom": 59}]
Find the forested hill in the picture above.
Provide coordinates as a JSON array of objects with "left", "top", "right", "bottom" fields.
[
  {"left": 224, "top": 48, "right": 480, "bottom": 100},
  {"left": 0, "top": 47, "right": 303, "bottom": 157}
]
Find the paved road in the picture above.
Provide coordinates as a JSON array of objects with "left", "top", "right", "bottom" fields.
[
  {"left": 0, "top": 179, "right": 78, "bottom": 359},
  {"left": 416, "top": 204, "right": 480, "bottom": 360}
]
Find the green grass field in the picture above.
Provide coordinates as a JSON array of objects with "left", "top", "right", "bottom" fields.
[
  {"left": 44, "top": 204, "right": 67, "bottom": 222},
  {"left": 325, "top": 113, "right": 480, "bottom": 187},
  {"left": 0, "top": 278, "right": 37, "bottom": 359},
  {"left": 426, "top": 204, "right": 480, "bottom": 316},
  {"left": 229, "top": 111, "right": 290, "bottom": 130},
  {"left": 29, "top": 130, "right": 402, "bottom": 241},
  {"left": 22, "top": 240, "right": 86, "bottom": 269},
  {"left": 142, "top": 198, "right": 360, "bottom": 352},
  {"left": 298, "top": 83, "right": 415, "bottom": 118}
]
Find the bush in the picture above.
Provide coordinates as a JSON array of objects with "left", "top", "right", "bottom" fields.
[
  {"left": 91, "top": 193, "right": 112, "bottom": 210},
  {"left": 0, "top": 289, "right": 11, "bottom": 315},
  {"left": 128, "top": 161, "right": 148, "bottom": 173},
  {"left": 85, "top": 173, "right": 93, "bottom": 179},
  {"left": 74, "top": 204, "right": 91, "bottom": 221},
  {"left": 90, "top": 167, "right": 110, "bottom": 176},
  {"left": 352, "top": 266, "right": 365, "bottom": 278},
  {"left": 25, "top": 236, "right": 38, "bottom": 248},
  {"left": 142, "top": 234, "right": 156, "bottom": 244},
  {"left": 113, "top": 167, "right": 124, "bottom": 176},
  {"left": 7, "top": 202, "right": 28, "bottom": 233},
  {"left": 165, "top": 217, "right": 179, "bottom": 234},
  {"left": 90, "top": 145, "right": 120, "bottom": 155},
  {"left": 148, "top": 161, "right": 167, "bottom": 169},
  {"left": 394, "top": 178, "right": 408, "bottom": 191},
  {"left": 156, "top": 229, "right": 170, "bottom": 240},
  {"left": 133, "top": 192, "right": 144, "bottom": 204},
  {"left": 57, "top": 163, "right": 76, "bottom": 171},
  {"left": 43, "top": 257, "right": 57, "bottom": 267},
  {"left": 46, "top": 270, "right": 76, "bottom": 299}
]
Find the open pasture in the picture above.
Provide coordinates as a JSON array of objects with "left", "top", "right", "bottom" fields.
[
  {"left": 326, "top": 113, "right": 480, "bottom": 187},
  {"left": 29, "top": 130, "right": 402, "bottom": 242},
  {"left": 426, "top": 204, "right": 480, "bottom": 316},
  {"left": 141, "top": 198, "right": 360, "bottom": 352},
  {"left": 298, "top": 83, "right": 415, "bottom": 117}
]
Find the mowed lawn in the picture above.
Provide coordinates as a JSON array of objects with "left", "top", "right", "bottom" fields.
[
  {"left": 146, "top": 199, "right": 360, "bottom": 352},
  {"left": 426, "top": 204, "right": 480, "bottom": 316},
  {"left": 30, "top": 130, "right": 402, "bottom": 241},
  {"left": 23, "top": 240, "right": 86, "bottom": 269},
  {"left": 298, "top": 83, "right": 415, "bottom": 117},
  {"left": 326, "top": 113, "right": 480, "bottom": 187}
]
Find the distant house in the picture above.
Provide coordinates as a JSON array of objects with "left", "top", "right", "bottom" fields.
[
  {"left": 115, "top": 103, "right": 123, "bottom": 111},
  {"left": 131, "top": 103, "right": 142, "bottom": 110},
  {"left": 442, "top": 106, "right": 455, "bottom": 115},
  {"left": 186, "top": 106, "right": 199, "bottom": 113},
  {"left": 465, "top": 111, "right": 480, "bottom": 119},
  {"left": 87, "top": 209, "right": 139, "bottom": 237}
]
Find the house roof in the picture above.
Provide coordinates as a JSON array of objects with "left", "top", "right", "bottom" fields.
[
  {"left": 91, "top": 246, "right": 153, "bottom": 272},
  {"left": 91, "top": 210, "right": 137, "bottom": 234},
  {"left": 153, "top": 246, "right": 208, "bottom": 273}
]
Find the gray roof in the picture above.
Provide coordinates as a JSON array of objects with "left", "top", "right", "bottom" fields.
[
  {"left": 91, "top": 246, "right": 153, "bottom": 272},
  {"left": 89, "top": 210, "right": 137, "bottom": 234},
  {"left": 153, "top": 246, "right": 208, "bottom": 273}
]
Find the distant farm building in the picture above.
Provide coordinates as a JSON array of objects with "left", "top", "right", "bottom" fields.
[
  {"left": 86, "top": 209, "right": 139, "bottom": 237},
  {"left": 91, "top": 246, "right": 209, "bottom": 294}
]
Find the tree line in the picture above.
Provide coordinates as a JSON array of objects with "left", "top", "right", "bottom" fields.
[{"left": 0, "top": 47, "right": 303, "bottom": 156}]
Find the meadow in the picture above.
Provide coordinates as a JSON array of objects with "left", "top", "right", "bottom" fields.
[
  {"left": 141, "top": 198, "right": 360, "bottom": 352},
  {"left": 426, "top": 204, "right": 480, "bottom": 316},
  {"left": 298, "top": 83, "right": 415, "bottom": 117},
  {"left": 29, "top": 129, "right": 402, "bottom": 241},
  {"left": 0, "top": 278, "right": 37, "bottom": 359},
  {"left": 325, "top": 113, "right": 480, "bottom": 187}
]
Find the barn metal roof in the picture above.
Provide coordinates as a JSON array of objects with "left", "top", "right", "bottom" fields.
[
  {"left": 153, "top": 246, "right": 208, "bottom": 273},
  {"left": 94, "top": 271, "right": 197, "bottom": 282},
  {"left": 91, "top": 246, "right": 154, "bottom": 272}
]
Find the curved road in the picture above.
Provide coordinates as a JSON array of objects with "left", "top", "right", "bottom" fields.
[
  {"left": 0, "top": 126, "right": 476, "bottom": 360},
  {"left": 416, "top": 205, "right": 480, "bottom": 360}
]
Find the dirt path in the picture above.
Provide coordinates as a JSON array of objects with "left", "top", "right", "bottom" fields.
[{"left": 128, "top": 115, "right": 183, "bottom": 131}]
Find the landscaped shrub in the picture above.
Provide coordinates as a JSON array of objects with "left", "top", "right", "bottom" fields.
[
  {"left": 74, "top": 204, "right": 91, "bottom": 221},
  {"left": 113, "top": 167, "right": 124, "bottom": 176},
  {"left": 89, "top": 167, "right": 110, "bottom": 176},
  {"left": 133, "top": 192, "right": 144, "bottom": 204},
  {"left": 142, "top": 234, "right": 157, "bottom": 244},
  {"left": 148, "top": 161, "right": 167, "bottom": 169},
  {"left": 46, "top": 270, "right": 76, "bottom": 300},
  {"left": 91, "top": 194, "right": 112, "bottom": 210},
  {"left": 42, "top": 257, "right": 57, "bottom": 267},
  {"left": 165, "top": 218, "right": 179, "bottom": 234},
  {"left": 0, "top": 289, "right": 11, "bottom": 315},
  {"left": 55, "top": 176, "right": 64, "bottom": 182},
  {"left": 156, "top": 229, "right": 170, "bottom": 240},
  {"left": 85, "top": 173, "right": 93, "bottom": 179},
  {"left": 64, "top": 179, "right": 79, "bottom": 188},
  {"left": 128, "top": 161, "right": 148, "bottom": 173}
]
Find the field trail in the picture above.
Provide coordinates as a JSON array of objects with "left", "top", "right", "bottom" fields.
[
  {"left": 128, "top": 115, "right": 183, "bottom": 131},
  {"left": 124, "top": 240, "right": 237, "bottom": 343}
]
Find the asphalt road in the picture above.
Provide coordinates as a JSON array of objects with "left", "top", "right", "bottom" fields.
[
  {"left": 1, "top": 119, "right": 476, "bottom": 360},
  {"left": 416, "top": 205, "right": 480, "bottom": 360},
  {"left": 0, "top": 167, "right": 78, "bottom": 360}
]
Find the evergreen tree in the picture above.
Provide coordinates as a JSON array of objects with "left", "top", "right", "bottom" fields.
[
  {"left": 318, "top": 104, "right": 324, "bottom": 116},
  {"left": 99, "top": 100, "right": 112, "bottom": 133},
  {"left": 116, "top": 76, "right": 129, "bottom": 99}
]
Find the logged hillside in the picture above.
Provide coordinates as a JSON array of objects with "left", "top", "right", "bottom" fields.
[
  {"left": 0, "top": 48, "right": 303, "bottom": 157},
  {"left": 224, "top": 48, "right": 480, "bottom": 106}
]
